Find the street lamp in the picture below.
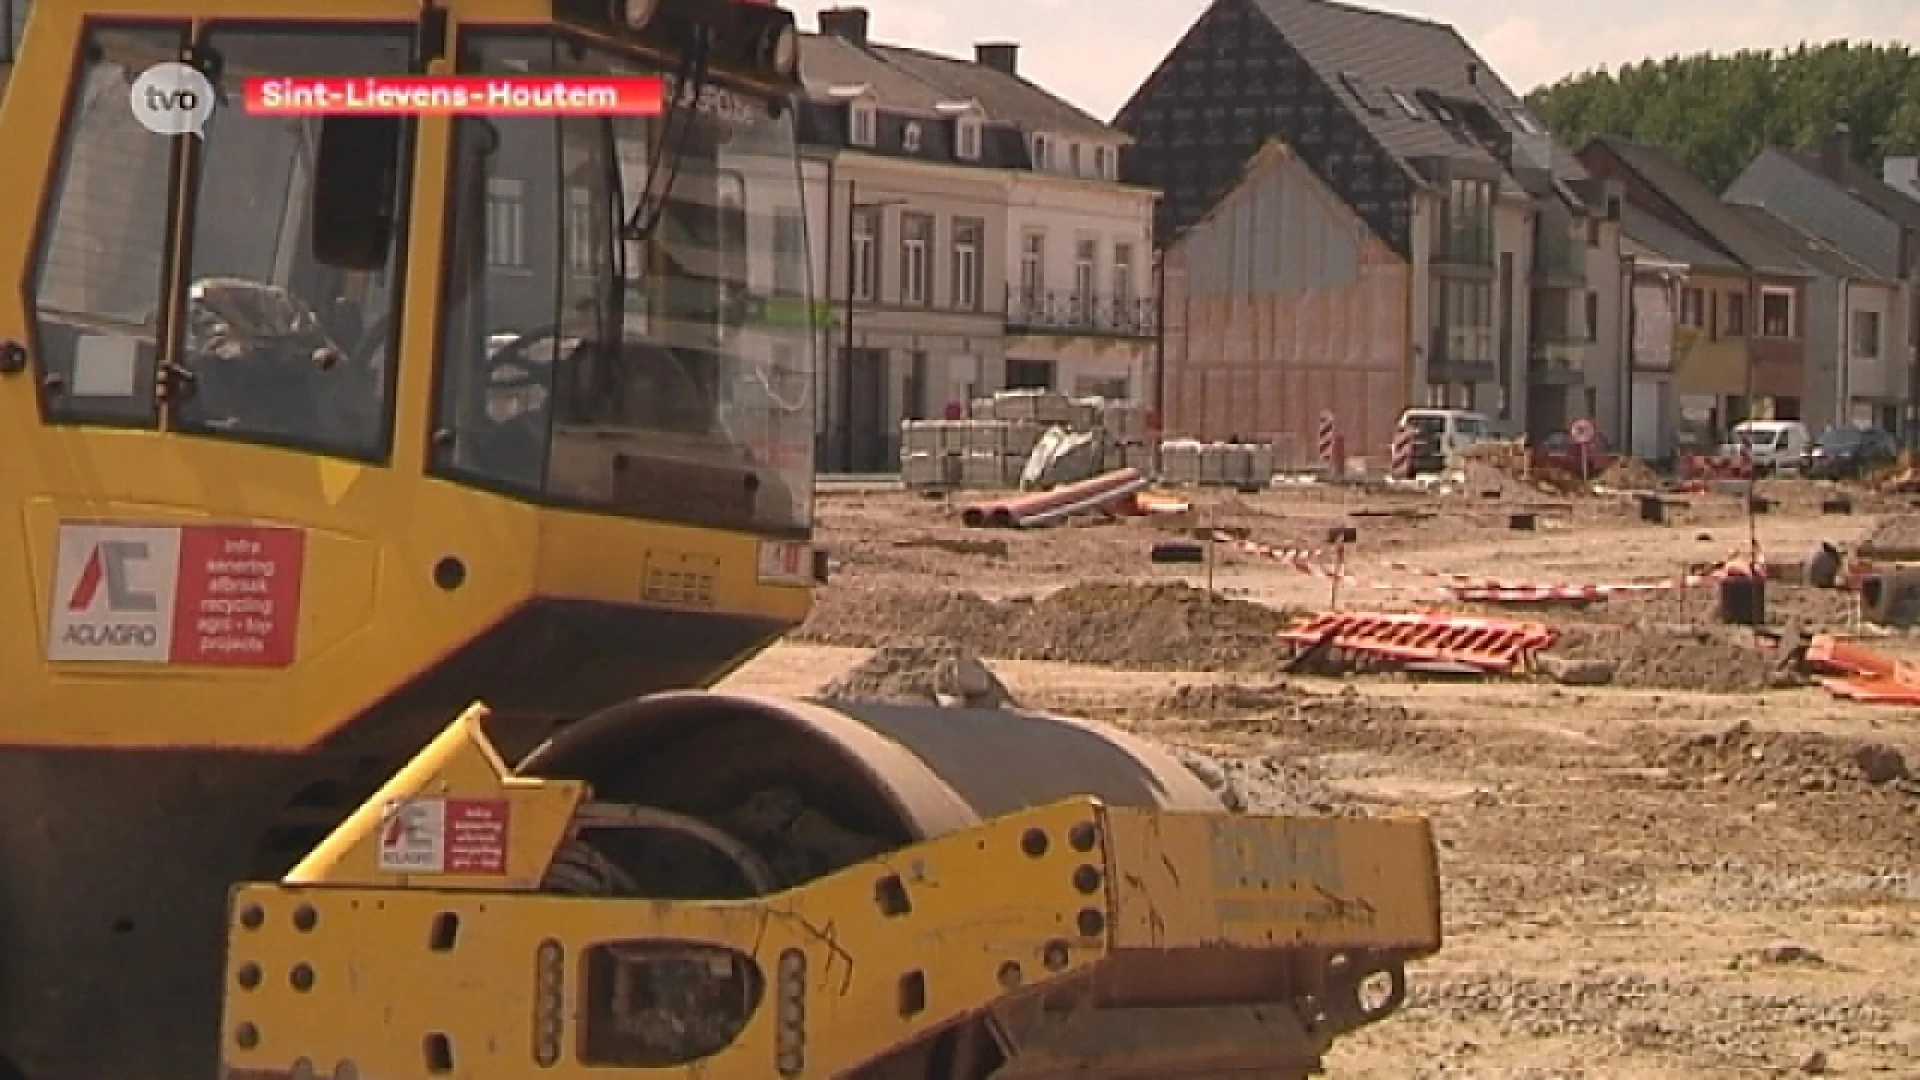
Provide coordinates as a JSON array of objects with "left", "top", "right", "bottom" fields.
[{"left": 839, "top": 178, "right": 906, "bottom": 472}]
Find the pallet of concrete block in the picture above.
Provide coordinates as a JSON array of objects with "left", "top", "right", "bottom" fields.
[
  {"left": 1159, "top": 439, "right": 1203, "bottom": 484},
  {"left": 985, "top": 388, "right": 1077, "bottom": 427},
  {"left": 1099, "top": 400, "right": 1148, "bottom": 444},
  {"left": 958, "top": 450, "right": 1025, "bottom": 489},
  {"left": 901, "top": 450, "right": 962, "bottom": 489},
  {"left": 1099, "top": 439, "right": 1156, "bottom": 473},
  {"left": 1156, "top": 439, "right": 1275, "bottom": 488},
  {"left": 901, "top": 419, "right": 967, "bottom": 455},
  {"left": 962, "top": 419, "right": 1045, "bottom": 458}
]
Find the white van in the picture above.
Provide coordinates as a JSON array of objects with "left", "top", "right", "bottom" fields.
[
  {"left": 1398, "top": 408, "right": 1493, "bottom": 475},
  {"left": 1726, "top": 420, "right": 1811, "bottom": 475}
]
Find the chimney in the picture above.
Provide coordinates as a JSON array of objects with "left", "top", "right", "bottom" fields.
[
  {"left": 975, "top": 42, "right": 1018, "bottom": 76},
  {"left": 1819, "top": 122, "right": 1850, "bottom": 180},
  {"left": 819, "top": 7, "right": 869, "bottom": 46}
]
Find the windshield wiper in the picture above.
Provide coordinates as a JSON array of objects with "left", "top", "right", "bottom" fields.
[{"left": 621, "top": 26, "right": 711, "bottom": 245}]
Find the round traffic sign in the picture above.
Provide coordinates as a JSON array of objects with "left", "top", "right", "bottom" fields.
[{"left": 1570, "top": 418, "right": 1597, "bottom": 444}]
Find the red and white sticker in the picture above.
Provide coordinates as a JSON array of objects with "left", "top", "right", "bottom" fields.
[
  {"left": 377, "top": 797, "right": 510, "bottom": 875},
  {"left": 47, "top": 522, "right": 305, "bottom": 666},
  {"left": 756, "top": 539, "right": 813, "bottom": 585}
]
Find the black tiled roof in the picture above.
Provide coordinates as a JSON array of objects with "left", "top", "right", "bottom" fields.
[{"left": 1246, "top": 0, "right": 1591, "bottom": 189}]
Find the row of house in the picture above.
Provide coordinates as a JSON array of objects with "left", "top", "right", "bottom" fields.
[
  {"left": 792, "top": 9, "right": 1160, "bottom": 472},
  {"left": 1111, "top": 0, "right": 1920, "bottom": 463}
]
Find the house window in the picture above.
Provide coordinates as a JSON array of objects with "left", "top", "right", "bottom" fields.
[
  {"left": 1069, "top": 143, "right": 1081, "bottom": 175},
  {"left": 1030, "top": 133, "right": 1051, "bottom": 170},
  {"left": 565, "top": 186, "right": 594, "bottom": 274},
  {"left": 1760, "top": 287, "right": 1794, "bottom": 337},
  {"left": 900, "top": 212, "right": 932, "bottom": 306},
  {"left": 773, "top": 208, "right": 806, "bottom": 297},
  {"left": 903, "top": 122, "right": 923, "bottom": 152},
  {"left": 1679, "top": 287, "right": 1704, "bottom": 328},
  {"left": 486, "top": 176, "right": 525, "bottom": 269},
  {"left": 1724, "top": 291, "right": 1747, "bottom": 336},
  {"left": 849, "top": 102, "right": 876, "bottom": 147},
  {"left": 1074, "top": 237, "right": 1096, "bottom": 317},
  {"left": 956, "top": 117, "right": 981, "bottom": 160},
  {"left": 1093, "top": 146, "right": 1110, "bottom": 179},
  {"left": 1854, "top": 309, "right": 1883, "bottom": 358},
  {"left": 851, "top": 208, "right": 880, "bottom": 302},
  {"left": 1433, "top": 279, "right": 1493, "bottom": 364},
  {"left": 1113, "top": 242, "right": 1134, "bottom": 304},
  {"left": 1439, "top": 177, "right": 1492, "bottom": 263},
  {"left": 1020, "top": 230, "right": 1044, "bottom": 302},
  {"left": 952, "top": 217, "right": 983, "bottom": 310}
]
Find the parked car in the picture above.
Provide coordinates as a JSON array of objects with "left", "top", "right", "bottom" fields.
[
  {"left": 1531, "top": 431, "right": 1620, "bottom": 476},
  {"left": 1802, "top": 425, "right": 1901, "bottom": 480},
  {"left": 1398, "top": 408, "right": 1494, "bottom": 475},
  {"left": 1724, "top": 420, "right": 1811, "bottom": 475}
]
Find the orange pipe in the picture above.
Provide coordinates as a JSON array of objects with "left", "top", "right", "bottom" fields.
[{"left": 960, "top": 468, "right": 1145, "bottom": 529}]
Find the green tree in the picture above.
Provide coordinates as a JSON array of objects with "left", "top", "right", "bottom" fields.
[{"left": 1526, "top": 43, "right": 1920, "bottom": 191}]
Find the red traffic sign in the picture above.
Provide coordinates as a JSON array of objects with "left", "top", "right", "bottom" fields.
[{"left": 1569, "top": 418, "right": 1597, "bottom": 444}]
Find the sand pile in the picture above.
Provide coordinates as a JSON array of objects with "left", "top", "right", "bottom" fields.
[
  {"left": 1857, "top": 514, "right": 1920, "bottom": 556},
  {"left": 1597, "top": 458, "right": 1661, "bottom": 490},
  {"left": 1651, "top": 721, "right": 1911, "bottom": 793},
  {"left": 1543, "top": 626, "right": 1777, "bottom": 692},
  {"left": 816, "top": 639, "right": 1018, "bottom": 707},
  {"left": 798, "top": 581, "right": 1298, "bottom": 671}
]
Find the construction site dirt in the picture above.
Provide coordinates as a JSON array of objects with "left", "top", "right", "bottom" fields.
[{"left": 722, "top": 476, "right": 1920, "bottom": 1079}]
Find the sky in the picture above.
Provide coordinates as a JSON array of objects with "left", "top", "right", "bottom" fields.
[{"left": 784, "top": 0, "right": 1920, "bottom": 122}]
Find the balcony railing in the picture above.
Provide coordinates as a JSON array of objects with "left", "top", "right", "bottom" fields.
[
  {"left": 1530, "top": 340, "right": 1587, "bottom": 385},
  {"left": 1427, "top": 325, "right": 1497, "bottom": 381},
  {"left": 1434, "top": 219, "right": 1494, "bottom": 268},
  {"left": 1006, "top": 287, "right": 1157, "bottom": 337},
  {"left": 1532, "top": 227, "right": 1586, "bottom": 285}
]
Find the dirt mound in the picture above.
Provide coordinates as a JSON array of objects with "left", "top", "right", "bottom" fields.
[
  {"left": 1648, "top": 721, "right": 1913, "bottom": 795},
  {"left": 1597, "top": 457, "right": 1661, "bottom": 489},
  {"left": 1153, "top": 681, "right": 1301, "bottom": 714},
  {"left": 1543, "top": 626, "right": 1777, "bottom": 692},
  {"left": 1859, "top": 513, "right": 1920, "bottom": 556},
  {"left": 798, "top": 581, "right": 1299, "bottom": 671},
  {"left": 816, "top": 639, "right": 1018, "bottom": 707},
  {"left": 1146, "top": 681, "right": 1441, "bottom": 756},
  {"left": 1169, "top": 746, "right": 1349, "bottom": 815}
]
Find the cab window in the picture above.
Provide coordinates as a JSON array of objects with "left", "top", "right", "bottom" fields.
[
  {"left": 31, "top": 24, "right": 186, "bottom": 427},
  {"left": 169, "top": 25, "right": 416, "bottom": 459}
]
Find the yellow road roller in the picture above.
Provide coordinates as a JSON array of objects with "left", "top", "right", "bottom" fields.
[{"left": 0, "top": 0, "right": 1440, "bottom": 1076}]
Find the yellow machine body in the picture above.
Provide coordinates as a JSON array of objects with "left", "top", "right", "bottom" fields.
[
  {"left": 0, "top": 0, "right": 1441, "bottom": 1077},
  {"left": 227, "top": 702, "right": 1441, "bottom": 1079}
]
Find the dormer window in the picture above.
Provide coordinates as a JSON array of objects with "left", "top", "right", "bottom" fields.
[
  {"left": 1031, "top": 133, "right": 1051, "bottom": 170},
  {"left": 849, "top": 102, "right": 877, "bottom": 147},
  {"left": 956, "top": 116, "right": 981, "bottom": 160}
]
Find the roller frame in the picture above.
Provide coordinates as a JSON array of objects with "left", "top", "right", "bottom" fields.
[{"left": 221, "top": 696, "right": 1443, "bottom": 1078}]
